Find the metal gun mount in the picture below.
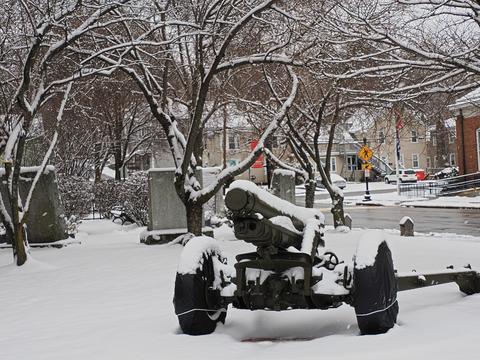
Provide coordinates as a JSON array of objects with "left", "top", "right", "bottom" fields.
[{"left": 174, "top": 181, "right": 480, "bottom": 336}]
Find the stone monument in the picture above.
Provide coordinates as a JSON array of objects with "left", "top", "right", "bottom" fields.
[
  {"left": 140, "top": 168, "right": 214, "bottom": 245},
  {"left": 400, "top": 216, "right": 414, "bottom": 236},
  {"left": 271, "top": 169, "right": 296, "bottom": 204},
  {"left": 0, "top": 166, "right": 67, "bottom": 245}
]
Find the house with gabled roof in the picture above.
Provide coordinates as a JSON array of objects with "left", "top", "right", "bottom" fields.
[{"left": 449, "top": 88, "right": 480, "bottom": 175}]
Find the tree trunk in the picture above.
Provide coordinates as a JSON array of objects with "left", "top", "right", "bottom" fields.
[
  {"left": 5, "top": 146, "right": 28, "bottom": 266},
  {"left": 114, "top": 162, "right": 122, "bottom": 181},
  {"left": 186, "top": 202, "right": 203, "bottom": 236},
  {"left": 13, "top": 223, "right": 27, "bottom": 266},
  {"left": 331, "top": 192, "right": 346, "bottom": 228},
  {"left": 94, "top": 142, "right": 103, "bottom": 183},
  {"left": 305, "top": 178, "right": 316, "bottom": 208},
  {"left": 114, "top": 117, "right": 123, "bottom": 181}
]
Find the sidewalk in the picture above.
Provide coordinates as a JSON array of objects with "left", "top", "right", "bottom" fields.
[{"left": 315, "top": 191, "right": 480, "bottom": 209}]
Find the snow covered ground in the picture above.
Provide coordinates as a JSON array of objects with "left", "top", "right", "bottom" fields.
[{"left": 1, "top": 220, "right": 480, "bottom": 360}]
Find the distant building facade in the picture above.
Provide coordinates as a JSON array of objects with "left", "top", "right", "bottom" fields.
[{"left": 449, "top": 88, "right": 480, "bottom": 175}]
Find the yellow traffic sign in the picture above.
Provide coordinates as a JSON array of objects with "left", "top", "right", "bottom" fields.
[
  {"left": 362, "top": 162, "right": 373, "bottom": 170},
  {"left": 358, "top": 145, "right": 373, "bottom": 162}
]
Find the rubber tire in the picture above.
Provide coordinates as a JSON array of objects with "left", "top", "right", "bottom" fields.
[
  {"left": 353, "top": 241, "right": 398, "bottom": 335},
  {"left": 174, "top": 253, "right": 226, "bottom": 335},
  {"left": 384, "top": 178, "right": 389, "bottom": 184}
]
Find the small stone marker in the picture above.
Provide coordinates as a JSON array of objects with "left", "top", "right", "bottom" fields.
[
  {"left": 344, "top": 213, "right": 352, "bottom": 229},
  {"left": 400, "top": 216, "right": 414, "bottom": 236},
  {"left": 271, "top": 169, "right": 296, "bottom": 204}
]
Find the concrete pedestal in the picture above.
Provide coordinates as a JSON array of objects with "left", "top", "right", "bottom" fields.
[
  {"left": 141, "top": 168, "right": 214, "bottom": 245},
  {"left": 271, "top": 169, "right": 296, "bottom": 204}
]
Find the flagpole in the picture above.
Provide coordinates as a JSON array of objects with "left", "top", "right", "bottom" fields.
[
  {"left": 395, "top": 128, "right": 400, "bottom": 195},
  {"left": 394, "top": 110, "right": 401, "bottom": 195}
]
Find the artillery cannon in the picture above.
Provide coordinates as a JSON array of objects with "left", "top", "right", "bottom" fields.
[{"left": 173, "top": 180, "right": 480, "bottom": 336}]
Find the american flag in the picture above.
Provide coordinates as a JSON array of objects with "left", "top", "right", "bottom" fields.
[
  {"left": 395, "top": 110, "right": 404, "bottom": 130},
  {"left": 396, "top": 129, "right": 401, "bottom": 160}
]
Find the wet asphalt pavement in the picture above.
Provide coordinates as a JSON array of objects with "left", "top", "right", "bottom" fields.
[{"left": 319, "top": 205, "right": 480, "bottom": 236}]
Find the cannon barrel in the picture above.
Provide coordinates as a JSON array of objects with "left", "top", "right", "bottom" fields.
[
  {"left": 233, "top": 217, "right": 303, "bottom": 250},
  {"left": 225, "top": 187, "right": 305, "bottom": 230}
]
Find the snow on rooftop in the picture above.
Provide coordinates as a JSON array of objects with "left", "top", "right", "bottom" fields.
[{"left": 450, "top": 88, "right": 480, "bottom": 110}]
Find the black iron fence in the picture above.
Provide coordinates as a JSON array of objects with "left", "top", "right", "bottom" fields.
[{"left": 399, "top": 172, "right": 480, "bottom": 197}]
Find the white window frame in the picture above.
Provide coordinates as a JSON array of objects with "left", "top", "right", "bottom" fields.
[
  {"left": 449, "top": 131, "right": 456, "bottom": 144},
  {"left": 271, "top": 135, "right": 280, "bottom": 148},
  {"left": 412, "top": 153, "right": 419, "bottom": 169},
  {"left": 227, "top": 132, "right": 239, "bottom": 150},
  {"left": 347, "top": 156, "right": 357, "bottom": 171},
  {"left": 477, "top": 129, "right": 480, "bottom": 171},
  {"left": 330, "top": 157, "right": 337, "bottom": 172},
  {"left": 449, "top": 153, "right": 456, "bottom": 166},
  {"left": 411, "top": 130, "right": 418, "bottom": 143},
  {"left": 378, "top": 130, "right": 385, "bottom": 144}
]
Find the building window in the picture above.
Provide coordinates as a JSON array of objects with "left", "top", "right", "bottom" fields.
[
  {"left": 347, "top": 156, "right": 357, "bottom": 171},
  {"left": 449, "top": 131, "right": 456, "bottom": 144},
  {"left": 434, "top": 155, "right": 438, "bottom": 168},
  {"left": 271, "top": 135, "right": 280, "bottom": 148},
  {"left": 426, "top": 157, "right": 431, "bottom": 169},
  {"left": 412, "top": 153, "right": 419, "bottom": 168},
  {"left": 477, "top": 129, "right": 480, "bottom": 171},
  {"left": 432, "top": 135, "right": 437, "bottom": 146},
  {"left": 449, "top": 153, "right": 456, "bottom": 166},
  {"left": 411, "top": 130, "right": 418, "bottom": 143},
  {"left": 330, "top": 157, "right": 337, "bottom": 172},
  {"left": 228, "top": 133, "right": 239, "bottom": 150},
  {"left": 378, "top": 130, "right": 385, "bottom": 144}
]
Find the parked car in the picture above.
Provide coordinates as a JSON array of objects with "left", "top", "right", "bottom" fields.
[
  {"left": 384, "top": 169, "right": 417, "bottom": 184},
  {"left": 316, "top": 173, "right": 347, "bottom": 189},
  {"left": 434, "top": 166, "right": 459, "bottom": 179}
]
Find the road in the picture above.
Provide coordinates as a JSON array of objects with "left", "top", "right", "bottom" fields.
[
  {"left": 318, "top": 205, "right": 480, "bottom": 236},
  {"left": 296, "top": 188, "right": 394, "bottom": 202}
]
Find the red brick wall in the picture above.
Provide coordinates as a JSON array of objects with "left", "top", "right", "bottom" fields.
[{"left": 456, "top": 114, "right": 480, "bottom": 175}]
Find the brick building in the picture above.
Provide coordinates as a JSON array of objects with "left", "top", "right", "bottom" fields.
[{"left": 449, "top": 89, "right": 480, "bottom": 175}]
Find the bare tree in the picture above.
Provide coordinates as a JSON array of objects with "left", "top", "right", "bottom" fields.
[
  {"left": 82, "top": 1, "right": 311, "bottom": 235},
  {"left": 0, "top": 0, "right": 130, "bottom": 265}
]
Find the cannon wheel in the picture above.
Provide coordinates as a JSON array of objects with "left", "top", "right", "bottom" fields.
[
  {"left": 353, "top": 240, "right": 398, "bottom": 335},
  {"left": 174, "top": 245, "right": 227, "bottom": 335}
]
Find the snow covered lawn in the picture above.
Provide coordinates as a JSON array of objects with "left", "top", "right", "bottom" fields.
[{"left": 1, "top": 220, "right": 480, "bottom": 360}]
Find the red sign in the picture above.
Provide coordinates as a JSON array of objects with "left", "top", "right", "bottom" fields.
[{"left": 250, "top": 140, "right": 264, "bottom": 169}]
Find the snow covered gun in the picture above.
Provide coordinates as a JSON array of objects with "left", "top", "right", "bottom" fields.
[
  {"left": 174, "top": 181, "right": 479, "bottom": 338},
  {"left": 224, "top": 186, "right": 319, "bottom": 251}
]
